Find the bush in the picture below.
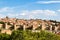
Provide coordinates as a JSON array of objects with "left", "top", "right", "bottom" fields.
[
  {"left": 0, "top": 33, "right": 10, "bottom": 40},
  {"left": 10, "top": 30, "right": 24, "bottom": 40},
  {"left": 0, "top": 30, "right": 60, "bottom": 40}
]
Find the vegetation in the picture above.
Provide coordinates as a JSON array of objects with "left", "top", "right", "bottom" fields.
[
  {"left": 0, "top": 33, "right": 10, "bottom": 40},
  {"left": 0, "top": 21, "right": 4, "bottom": 24},
  {"left": 0, "top": 30, "right": 60, "bottom": 40}
]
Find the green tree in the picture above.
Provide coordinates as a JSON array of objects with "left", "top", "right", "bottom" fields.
[
  {"left": 10, "top": 30, "right": 24, "bottom": 40},
  {"left": 0, "top": 33, "right": 10, "bottom": 40}
]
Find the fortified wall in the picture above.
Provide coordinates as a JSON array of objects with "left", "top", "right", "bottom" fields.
[{"left": 0, "top": 16, "right": 60, "bottom": 34}]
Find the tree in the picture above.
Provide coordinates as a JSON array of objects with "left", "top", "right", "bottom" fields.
[
  {"left": 10, "top": 30, "right": 24, "bottom": 40},
  {"left": 0, "top": 33, "right": 10, "bottom": 40}
]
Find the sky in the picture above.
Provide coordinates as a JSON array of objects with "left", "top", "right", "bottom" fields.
[{"left": 0, "top": 0, "right": 60, "bottom": 21}]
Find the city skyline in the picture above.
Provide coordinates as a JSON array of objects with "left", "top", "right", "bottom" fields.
[{"left": 0, "top": 0, "right": 60, "bottom": 21}]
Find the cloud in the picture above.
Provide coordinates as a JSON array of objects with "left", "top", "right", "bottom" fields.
[
  {"left": 36, "top": 1, "right": 60, "bottom": 4},
  {"left": 20, "top": 10, "right": 57, "bottom": 19},
  {"left": 0, "top": 7, "right": 57, "bottom": 19},
  {"left": 57, "top": 10, "right": 60, "bottom": 12},
  {"left": 31, "top": 10, "right": 57, "bottom": 16},
  {"left": 0, "top": 7, "right": 16, "bottom": 18},
  {"left": 43, "top": 10, "right": 56, "bottom": 16},
  {"left": 19, "top": 10, "right": 29, "bottom": 16},
  {"left": 0, "top": 14, "right": 5, "bottom": 18},
  {"left": 0, "top": 7, "right": 8, "bottom": 12},
  {"left": 20, "top": 13, "right": 26, "bottom": 16},
  {"left": 0, "top": 7, "right": 13, "bottom": 13}
]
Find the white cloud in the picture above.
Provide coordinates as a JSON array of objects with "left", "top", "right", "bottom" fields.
[
  {"left": 20, "top": 13, "right": 26, "bottom": 16},
  {"left": 0, "top": 7, "right": 16, "bottom": 18},
  {"left": 0, "top": 14, "right": 5, "bottom": 18},
  {"left": 19, "top": 10, "right": 29, "bottom": 16},
  {"left": 0, "top": 7, "right": 8, "bottom": 12},
  {"left": 0, "top": 7, "right": 13, "bottom": 13},
  {"left": 7, "top": 13, "right": 16, "bottom": 17},
  {"left": 0, "top": 7, "right": 57, "bottom": 19},
  {"left": 20, "top": 10, "right": 57, "bottom": 19},
  {"left": 57, "top": 10, "right": 60, "bottom": 12},
  {"left": 31, "top": 10, "right": 57, "bottom": 16},
  {"left": 31, "top": 10, "right": 43, "bottom": 14},
  {"left": 44, "top": 10, "right": 56, "bottom": 16},
  {"left": 28, "top": 15, "right": 35, "bottom": 19},
  {"left": 37, "top": 1, "right": 60, "bottom": 4}
]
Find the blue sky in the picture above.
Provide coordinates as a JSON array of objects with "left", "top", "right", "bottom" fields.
[{"left": 0, "top": 0, "right": 60, "bottom": 21}]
